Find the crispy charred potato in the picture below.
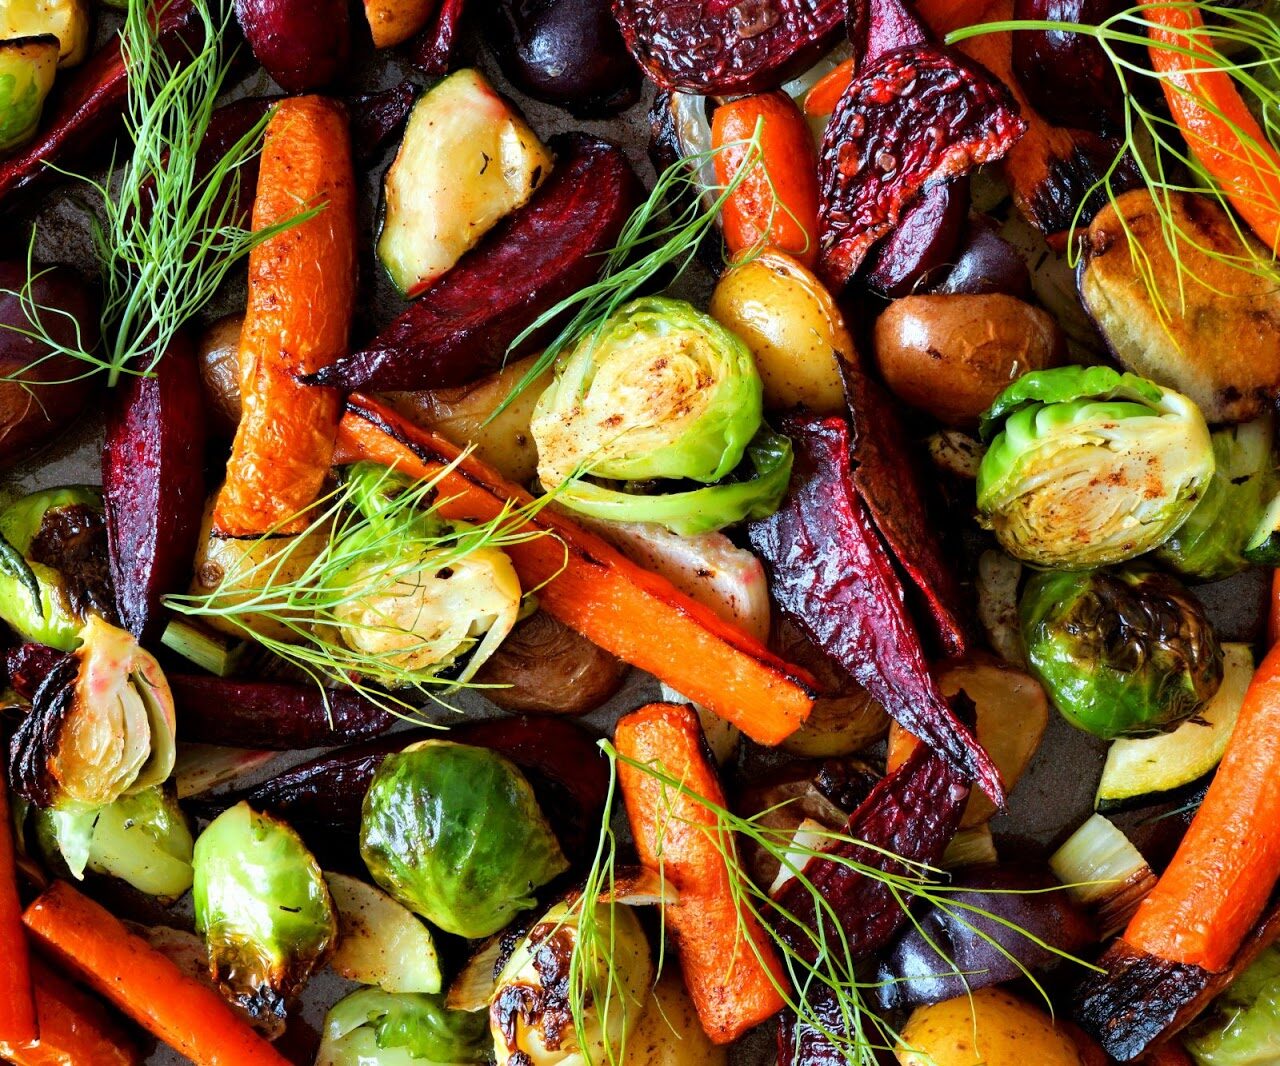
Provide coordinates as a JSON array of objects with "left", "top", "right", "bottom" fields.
[{"left": 1080, "top": 189, "right": 1280, "bottom": 423}]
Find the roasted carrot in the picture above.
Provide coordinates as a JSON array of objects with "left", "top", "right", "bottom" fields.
[
  {"left": 22, "top": 881, "right": 290, "bottom": 1066},
  {"left": 1141, "top": 1045, "right": 1195, "bottom": 1066},
  {"left": 1146, "top": 1, "right": 1280, "bottom": 253},
  {"left": 1271, "top": 569, "right": 1280, "bottom": 646},
  {"left": 803, "top": 58, "right": 854, "bottom": 116},
  {"left": 712, "top": 92, "right": 820, "bottom": 266},
  {"left": 213, "top": 96, "right": 357, "bottom": 537},
  {"left": 614, "top": 703, "right": 787, "bottom": 1043},
  {"left": 0, "top": 785, "right": 37, "bottom": 1049},
  {"left": 1, "top": 959, "right": 140, "bottom": 1066},
  {"left": 885, "top": 721, "right": 919, "bottom": 773},
  {"left": 335, "top": 395, "right": 815, "bottom": 745},
  {"left": 1124, "top": 640, "right": 1280, "bottom": 971}
]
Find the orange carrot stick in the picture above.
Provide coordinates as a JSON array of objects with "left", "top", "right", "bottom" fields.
[
  {"left": 0, "top": 786, "right": 36, "bottom": 1049},
  {"left": 1, "top": 960, "right": 140, "bottom": 1066},
  {"left": 1270, "top": 569, "right": 1280, "bottom": 647},
  {"left": 22, "top": 881, "right": 290, "bottom": 1066},
  {"left": 335, "top": 395, "right": 815, "bottom": 745},
  {"left": 803, "top": 58, "right": 854, "bottom": 116},
  {"left": 712, "top": 92, "right": 820, "bottom": 266},
  {"left": 213, "top": 96, "right": 357, "bottom": 537},
  {"left": 614, "top": 703, "right": 787, "bottom": 1043},
  {"left": 1124, "top": 640, "right": 1280, "bottom": 971},
  {"left": 1146, "top": 1, "right": 1280, "bottom": 254}
]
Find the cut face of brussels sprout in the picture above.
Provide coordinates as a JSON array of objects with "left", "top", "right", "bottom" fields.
[
  {"left": 7, "top": 616, "right": 176, "bottom": 809},
  {"left": 490, "top": 897, "right": 653, "bottom": 1066},
  {"left": 977, "top": 366, "right": 1215, "bottom": 568},
  {"left": 360, "top": 740, "right": 568, "bottom": 939},
  {"left": 316, "top": 989, "right": 489, "bottom": 1066},
  {"left": 531, "top": 296, "right": 764, "bottom": 490},
  {"left": 1184, "top": 945, "right": 1280, "bottom": 1066},
  {"left": 324, "top": 871, "right": 442, "bottom": 994},
  {"left": 1020, "top": 565, "right": 1224, "bottom": 739},
  {"left": 193, "top": 802, "right": 336, "bottom": 1030}
]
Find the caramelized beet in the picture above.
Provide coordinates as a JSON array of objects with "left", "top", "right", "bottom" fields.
[
  {"left": 169, "top": 676, "right": 397, "bottom": 750},
  {"left": 308, "top": 134, "right": 642, "bottom": 391},
  {"left": 611, "top": 0, "right": 844, "bottom": 95},
  {"left": 749, "top": 415, "right": 996, "bottom": 794},
  {"left": 102, "top": 334, "right": 207, "bottom": 644},
  {"left": 409, "top": 0, "right": 468, "bottom": 75},
  {"left": 234, "top": 0, "right": 351, "bottom": 92},
  {"left": 817, "top": 46, "right": 1025, "bottom": 289},
  {"left": 349, "top": 82, "right": 418, "bottom": 165},
  {"left": 3, "top": 643, "right": 69, "bottom": 704},
  {"left": 865, "top": 178, "right": 969, "bottom": 298},
  {"left": 933, "top": 215, "right": 1032, "bottom": 298}
]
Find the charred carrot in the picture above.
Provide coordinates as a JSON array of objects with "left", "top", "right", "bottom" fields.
[
  {"left": 804, "top": 59, "right": 855, "bottom": 116},
  {"left": 335, "top": 395, "right": 815, "bottom": 745},
  {"left": 1146, "top": 1, "right": 1280, "bottom": 253},
  {"left": 712, "top": 92, "right": 820, "bottom": 266},
  {"left": 614, "top": 703, "right": 787, "bottom": 1043},
  {"left": 22, "top": 881, "right": 290, "bottom": 1066},
  {"left": 213, "top": 96, "right": 357, "bottom": 537},
  {"left": 1123, "top": 640, "right": 1280, "bottom": 971},
  {"left": 1, "top": 960, "right": 140, "bottom": 1066},
  {"left": 0, "top": 786, "right": 36, "bottom": 1049}
]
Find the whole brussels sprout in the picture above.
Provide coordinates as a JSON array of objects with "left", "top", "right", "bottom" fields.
[
  {"left": 360, "top": 740, "right": 568, "bottom": 939},
  {"left": 977, "top": 366, "right": 1214, "bottom": 568},
  {"left": 1184, "top": 945, "right": 1280, "bottom": 1066},
  {"left": 490, "top": 896, "right": 653, "bottom": 1066},
  {"left": 1021, "top": 565, "right": 1223, "bottom": 739},
  {"left": 316, "top": 989, "right": 488, "bottom": 1066}
]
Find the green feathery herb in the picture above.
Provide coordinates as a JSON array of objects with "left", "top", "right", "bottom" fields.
[
  {"left": 3, "top": 0, "right": 316, "bottom": 386},
  {"left": 947, "top": 1, "right": 1280, "bottom": 320},
  {"left": 164, "top": 460, "right": 563, "bottom": 717}
]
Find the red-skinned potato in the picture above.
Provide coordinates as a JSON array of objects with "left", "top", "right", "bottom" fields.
[
  {"left": 0, "top": 261, "right": 99, "bottom": 468},
  {"left": 873, "top": 293, "right": 1064, "bottom": 426},
  {"left": 196, "top": 314, "right": 243, "bottom": 438},
  {"left": 234, "top": 0, "right": 350, "bottom": 92}
]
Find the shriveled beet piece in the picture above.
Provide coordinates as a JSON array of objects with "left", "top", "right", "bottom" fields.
[
  {"left": 749, "top": 415, "right": 995, "bottom": 795},
  {"left": 848, "top": 0, "right": 929, "bottom": 67},
  {"left": 771, "top": 741, "right": 969, "bottom": 964},
  {"left": 348, "top": 82, "right": 417, "bottom": 165},
  {"left": 169, "top": 676, "right": 397, "bottom": 750},
  {"left": 0, "top": 1, "right": 197, "bottom": 206},
  {"left": 865, "top": 178, "right": 969, "bottom": 298},
  {"left": 841, "top": 358, "right": 970, "bottom": 657},
  {"left": 102, "top": 333, "right": 206, "bottom": 644},
  {"left": 611, "top": 0, "right": 843, "bottom": 95},
  {"left": 308, "top": 134, "right": 642, "bottom": 391},
  {"left": 409, "top": 0, "right": 468, "bottom": 75},
  {"left": 817, "top": 46, "right": 1025, "bottom": 289},
  {"left": 234, "top": 0, "right": 350, "bottom": 92},
  {"left": 3, "top": 644, "right": 69, "bottom": 704},
  {"left": 776, "top": 994, "right": 851, "bottom": 1066},
  {"left": 932, "top": 214, "right": 1032, "bottom": 299}
]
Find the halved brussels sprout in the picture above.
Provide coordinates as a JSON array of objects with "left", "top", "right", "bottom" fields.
[
  {"left": 359, "top": 740, "right": 568, "bottom": 939},
  {"left": 490, "top": 896, "right": 653, "bottom": 1066},
  {"left": 192, "top": 802, "right": 336, "bottom": 1030},
  {"left": 1021, "top": 565, "right": 1224, "bottom": 739},
  {"left": 977, "top": 366, "right": 1215, "bottom": 568},
  {"left": 0, "top": 36, "right": 58, "bottom": 153},
  {"left": 324, "top": 871, "right": 442, "bottom": 994},
  {"left": 1184, "top": 945, "right": 1280, "bottom": 1066},
  {"left": 8, "top": 616, "right": 176, "bottom": 809},
  {"left": 316, "top": 989, "right": 489, "bottom": 1066}
]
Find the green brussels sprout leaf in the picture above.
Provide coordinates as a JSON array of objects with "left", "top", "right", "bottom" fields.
[
  {"left": 979, "top": 365, "right": 1164, "bottom": 442},
  {"left": 1184, "top": 945, "right": 1280, "bottom": 1065},
  {"left": 316, "top": 989, "right": 488, "bottom": 1066}
]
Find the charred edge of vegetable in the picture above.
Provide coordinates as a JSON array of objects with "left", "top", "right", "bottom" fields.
[
  {"left": 7, "top": 653, "right": 79, "bottom": 807},
  {"left": 1022, "top": 129, "right": 1143, "bottom": 243},
  {"left": 3, "top": 642, "right": 70, "bottom": 703}
]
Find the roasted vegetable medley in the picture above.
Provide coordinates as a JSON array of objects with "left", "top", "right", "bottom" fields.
[{"left": 4, "top": 0, "right": 1280, "bottom": 1064}]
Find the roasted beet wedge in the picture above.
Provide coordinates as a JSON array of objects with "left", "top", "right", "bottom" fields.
[
  {"left": 748, "top": 415, "right": 1000, "bottom": 799},
  {"left": 349, "top": 81, "right": 418, "bottom": 164},
  {"left": 3, "top": 643, "right": 69, "bottom": 704},
  {"left": 612, "top": 0, "right": 843, "bottom": 95},
  {"left": 865, "top": 179, "right": 969, "bottom": 300},
  {"left": 308, "top": 134, "right": 642, "bottom": 391},
  {"left": 234, "top": 0, "right": 350, "bottom": 92},
  {"left": 817, "top": 45, "right": 1025, "bottom": 289},
  {"left": 409, "top": 0, "right": 468, "bottom": 75},
  {"left": 102, "top": 333, "right": 207, "bottom": 644},
  {"left": 169, "top": 676, "right": 397, "bottom": 750}
]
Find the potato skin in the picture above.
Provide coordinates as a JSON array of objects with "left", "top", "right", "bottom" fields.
[
  {"left": 873, "top": 293, "right": 1063, "bottom": 426},
  {"left": 196, "top": 313, "right": 244, "bottom": 438},
  {"left": 628, "top": 969, "right": 728, "bottom": 1066},
  {"left": 709, "top": 250, "right": 852, "bottom": 414},
  {"left": 1080, "top": 189, "right": 1280, "bottom": 423},
  {"left": 897, "top": 988, "right": 1083, "bottom": 1066}
]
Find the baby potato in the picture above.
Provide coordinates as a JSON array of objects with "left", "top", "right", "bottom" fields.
[
  {"left": 196, "top": 313, "right": 244, "bottom": 437},
  {"left": 873, "top": 294, "right": 1063, "bottom": 426},
  {"left": 897, "top": 988, "right": 1082, "bottom": 1066},
  {"left": 628, "top": 969, "right": 727, "bottom": 1066},
  {"left": 709, "top": 250, "right": 852, "bottom": 414}
]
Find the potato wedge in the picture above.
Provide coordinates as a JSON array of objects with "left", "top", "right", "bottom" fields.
[
  {"left": 897, "top": 988, "right": 1083, "bottom": 1066},
  {"left": 628, "top": 968, "right": 728, "bottom": 1066},
  {"left": 1080, "top": 189, "right": 1280, "bottom": 423}
]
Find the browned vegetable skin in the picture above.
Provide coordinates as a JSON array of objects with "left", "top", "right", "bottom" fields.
[
  {"left": 195, "top": 314, "right": 243, "bottom": 437},
  {"left": 234, "top": 0, "right": 350, "bottom": 92}
]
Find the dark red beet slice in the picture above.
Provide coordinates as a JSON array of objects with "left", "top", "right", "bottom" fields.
[
  {"left": 349, "top": 82, "right": 418, "bottom": 165},
  {"left": 748, "top": 415, "right": 1000, "bottom": 799},
  {"left": 771, "top": 741, "right": 969, "bottom": 963},
  {"left": 0, "top": 1, "right": 197, "bottom": 206},
  {"left": 410, "top": 0, "right": 468, "bottom": 75},
  {"left": 234, "top": 0, "right": 350, "bottom": 93},
  {"left": 611, "top": 0, "right": 843, "bottom": 95},
  {"left": 308, "top": 133, "right": 642, "bottom": 391},
  {"left": 3, "top": 643, "right": 70, "bottom": 704},
  {"left": 102, "top": 333, "right": 207, "bottom": 644},
  {"left": 848, "top": 0, "right": 929, "bottom": 66},
  {"left": 841, "top": 357, "right": 970, "bottom": 657},
  {"left": 864, "top": 178, "right": 969, "bottom": 298},
  {"left": 169, "top": 676, "right": 397, "bottom": 750},
  {"left": 817, "top": 45, "right": 1025, "bottom": 289}
]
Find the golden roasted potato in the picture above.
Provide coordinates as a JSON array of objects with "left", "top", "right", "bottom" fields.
[
  {"left": 385, "top": 355, "right": 551, "bottom": 485},
  {"left": 873, "top": 293, "right": 1063, "bottom": 426},
  {"left": 1080, "top": 189, "right": 1280, "bottom": 423},
  {"left": 897, "top": 988, "right": 1083, "bottom": 1066},
  {"left": 196, "top": 314, "right": 244, "bottom": 437},
  {"left": 709, "top": 250, "right": 852, "bottom": 414},
  {"left": 628, "top": 969, "right": 728, "bottom": 1066}
]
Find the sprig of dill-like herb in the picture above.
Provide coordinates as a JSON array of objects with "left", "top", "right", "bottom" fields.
[
  {"left": 3, "top": 0, "right": 317, "bottom": 386},
  {"left": 948, "top": 1, "right": 1280, "bottom": 320}
]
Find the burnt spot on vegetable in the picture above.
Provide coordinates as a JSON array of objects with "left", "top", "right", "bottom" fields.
[{"left": 28, "top": 503, "right": 117, "bottom": 626}]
